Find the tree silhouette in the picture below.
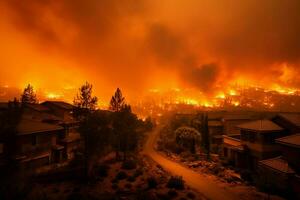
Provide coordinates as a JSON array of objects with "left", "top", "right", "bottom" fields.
[
  {"left": 20, "top": 84, "right": 37, "bottom": 105},
  {"left": 201, "top": 113, "right": 210, "bottom": 159},
  {"left": 73, "top": 82, "right": 98, "bottom": 119},
  {"left": 109, "top": 88, "right": 125, "bottom": 112},
  {"left": 113, "top": 104, "right": 138, "bottom": 160}
]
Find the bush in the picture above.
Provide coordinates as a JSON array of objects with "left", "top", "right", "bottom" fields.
[
  {"left": 122, "top": 159, "right": 137, "bottom": 170},
  {"left": 116, "top": 171, "right": 128, "bottom": 180},
  {"left": 127, "top": 176, "right": 136, "bottom": 182},
  {"left": 112, "top": 183, "right": 119, "bottom": 190},
  {"left": 168, "top": 189, "right": 178, "bottom": 198},
  {"left": 147, "top": 176, "right": 158, "bottom": 189},
  {"left": 167, "top": 176, "right": 185, "bottom": 190},
  {"left": 97, "top": 164, "right": 110, "bottom": 177},
  {"left": 133, "top": 169, "right": 143, "bottom": 177},
  {"left": 186, "top": 192, "right": 196, "bottom": 199},
  {"left": 125, "top": 183, "right": 132, "bottom": 189}
]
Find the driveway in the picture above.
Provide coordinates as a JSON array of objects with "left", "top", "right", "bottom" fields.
[{"left": 143, "top": 126, "right": 239, "bottom": 200}]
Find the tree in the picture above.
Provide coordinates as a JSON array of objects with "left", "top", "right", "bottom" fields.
[
  {"left": 78, "top": 111, "right": 113, "bottom": 178},
  {"left": 20, "top": 84, "right": 37, "bottom": 105},
  {"left": 112, "top": 105, "right": 138, "bottom": 160},
  {"left": 201, "top": 113, "right": 210, "bottom": 159},
  {"left": 73, "top": 82, "right": 98, "bottom": 119},
  {"left": 175, "top": 126, "right": 201, "bottom": 154},
  {"left": 109, "top": 88, "right": 125, "bottom": 112}
]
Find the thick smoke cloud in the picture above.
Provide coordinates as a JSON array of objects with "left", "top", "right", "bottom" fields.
[{"left": 1, "top": 0, "right": 300, "bottom": 100}]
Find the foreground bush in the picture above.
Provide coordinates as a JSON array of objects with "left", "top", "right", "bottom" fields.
[
  {"left": 147, "top": 176, "right": 158, "bottom": 189},
  {"left": 167, "top": 176, "right": 185, "bottom": 190},
  {"left": 116, "top": 171, "right": 128, "bottom": 180},
  {"left": 122, "top": 159, "right": 137, "bottom": 170},
  {"left": 97, "top": 164, "right": 110, "bottom": 177}
]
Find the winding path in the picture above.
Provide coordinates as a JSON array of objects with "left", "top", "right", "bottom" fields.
[{"left": 142, "top": 126, "right": 239, "bottom": 200}]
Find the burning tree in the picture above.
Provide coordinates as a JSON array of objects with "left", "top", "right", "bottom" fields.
[{"left": 20, "top": 84, "right": 37, "bottom": 105}]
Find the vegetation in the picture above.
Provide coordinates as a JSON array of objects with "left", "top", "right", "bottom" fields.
[
  {"left": 20, "top": 84, "right": 37, "bottom": 105},
  {"left": 147, "top": 176, "right": 158, "bottom": 189},
  {"left": 73, "top": 81, "right": 98, "bottom": 119},
  {"left": 109, "top": 88, "right": 125, "bottom": 112},
  {"left": 121, "top": 159, "right": 137, "bottom": 170},
  {"left": 175, "top": 126, "right": 201, "bottom": 154},
  {"left": 167, "top": 176, "right": 185, "bottom": 190}
]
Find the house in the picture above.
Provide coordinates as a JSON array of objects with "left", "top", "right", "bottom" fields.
[
  {"left": 222, "top": 119, "right": 288, "bottom": 170},
  {"left": 14, "top": 119, "right": 65, "bottom": 169},
  {"left": 237, "top": 120, "right": 287, "bottom": 170},
  {"left": 258, "top": 134, "right": 300, "bottom": 198},
  {"left": 41, "top": 101, "right": 74, "bottom": 121},
  {"left": 221, "top": 114, "right": 254, "bottom": 135},
  {"left": 222, "top": 134, "right": 245, "bottom": 168}
]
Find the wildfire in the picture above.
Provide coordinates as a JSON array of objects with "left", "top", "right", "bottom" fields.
[{"left": 46, "top": 92, "right": 62, "bottom": 100}]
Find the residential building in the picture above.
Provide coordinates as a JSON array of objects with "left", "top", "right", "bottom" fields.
[{"left": 258, "top": 134, "right": 300, "bottom": 198}]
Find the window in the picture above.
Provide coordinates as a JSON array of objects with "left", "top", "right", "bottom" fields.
[{"left": 32, "top": 135, "right": 37, "bottom": 146}]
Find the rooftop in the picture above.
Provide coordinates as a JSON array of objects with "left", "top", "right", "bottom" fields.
[
  {"left": 25, "top": 104, "right": 50, "bottom": 112},
  {"left": 259, "top": 157, "right": 295, "bottom": 174},
  {"left": 237, "top": 120, "right": 283, "bottom": 132},
  {"left": 276, "top": 134, "right": 300, "bottom": 148},
  {"left": 278, "top": 113, "right": 300, "bottom": 127},
  {"left": 42, "top": 101, "right": 74, "bottom": 110},
  {"left": 17, "top": 119, "right": 64, "bottom": 135}
]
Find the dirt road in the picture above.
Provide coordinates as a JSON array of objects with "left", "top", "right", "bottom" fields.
[{"left": 143, "top": 126, "right": 239, "bottom": 200}]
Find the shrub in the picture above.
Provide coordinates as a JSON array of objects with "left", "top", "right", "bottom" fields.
[
  {"left": 168, "top": 189, "right": 178, "bottom": 198},
  {"left": 122, "top": 159, "right": 137, "bottom": 170},
  {"left": 186, "top": 192, "right": 196, "bottom": 199},
  {"left": 147, "top": 176, "right": 158, "bottom": 189},
  {"left": 125, "top": 183, "right": 132, "bottom": 189},
  {"left": 133, "top": 169, "right": 143, "bottom": 177},
  {"left": 111, "top": 183, "right": 119, "bottom": 190},
  {"left": 167, "top": 176, "right": 185, "bottom": 190},
  {"left": 116, "top": 171, "right": 128, "bottom": 180},
  {"left": 97, "top": 164, "right": 110, "bottom": 177},
  {"left": 127, "top": 176, "right": 136, "bottom": 182}
]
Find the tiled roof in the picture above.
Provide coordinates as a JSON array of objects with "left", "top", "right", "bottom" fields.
[
  {"left": 278, "top": 113, "right": 300, "bottom": 127},
  {"left": 259, "top": 157, "right": 295, "bottom": 174},
  {"left": 17, "top": 119, "right": 64, "bottom": 135},
  {"left": 237, "top": 120, "right": 283, "bottom": 132},
  {"left": 276, "top": 134, "right": 300, "bottom": 148}
]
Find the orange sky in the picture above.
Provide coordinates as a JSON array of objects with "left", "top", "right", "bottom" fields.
[{"left": 0, "top": 0, "right": 300, "bottom": 103}]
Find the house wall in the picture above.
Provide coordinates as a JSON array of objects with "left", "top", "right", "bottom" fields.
[{"left": 16, "top": 130, "right": 64, "bottom": 157}]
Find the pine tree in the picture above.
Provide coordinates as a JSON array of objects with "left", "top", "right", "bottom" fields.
[
  {"left": 73, "top": 82, "right": 98, "bottom": 119},
  {"left": 20, "top": 84, "right": 37, "bottom": 105},
  {"left": 109, "top": 88, "right": 125, "bottom": 112}
]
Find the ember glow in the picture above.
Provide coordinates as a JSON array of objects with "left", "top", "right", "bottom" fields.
[{"left": 0, "top": 1, "right": 300, "bottom": 108}]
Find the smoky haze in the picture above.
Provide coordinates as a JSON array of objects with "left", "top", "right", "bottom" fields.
[{"left": 0, "top": 0, "right": 300, "bottom": 101}]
